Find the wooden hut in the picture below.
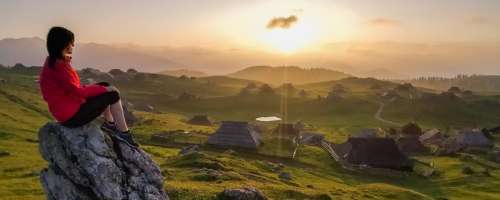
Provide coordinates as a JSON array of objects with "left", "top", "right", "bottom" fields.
[
  {"left": 332, "top": 138, "right": 413, "bottom": 171},
  {"left": 207, "top": 121, "right": 262, "bottom": 149},
  {"left": 396, "top": 137, "right": 427, "bottom": 154}
]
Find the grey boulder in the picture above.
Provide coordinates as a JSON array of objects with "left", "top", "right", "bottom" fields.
[{"left": 38, "top": 121, "right": 168, "bottom": 200}]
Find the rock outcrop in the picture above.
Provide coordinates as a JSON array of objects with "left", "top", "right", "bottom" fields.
[{"left": 38, "top": 121, "right": 168, "bottom": 200}]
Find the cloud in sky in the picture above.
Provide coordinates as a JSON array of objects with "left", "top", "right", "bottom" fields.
[
  {"left": 266, "top": 15, "right": 298, "bottom": 29},
  {"left": 367, "top": 18, "right": 401, "bottom": 27}
]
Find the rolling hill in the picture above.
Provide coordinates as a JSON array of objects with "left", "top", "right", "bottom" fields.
[
  {"left": 297, "top": 77, "right": 400, "bottom": 96},
  {"left": 359, "top": 68, "right": 409, "bottom": 80},
  {"left": 404, "top": 75, "right": 500, "bottom": 93},
  {"left": 159, "top": 69, "right": 208, "bottom": 77},
  {"left": 227, "top": 66, "right": 351, "bottom": 86}
]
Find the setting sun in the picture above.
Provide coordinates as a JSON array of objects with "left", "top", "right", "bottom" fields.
[
  {"left": 262, "top": 21, "right": 318, "bottom": 53},
  {"left": 261, "top": 15, "right": 322, "bottom": 54}
]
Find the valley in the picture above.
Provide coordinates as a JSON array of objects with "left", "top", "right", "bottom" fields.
[{"left": 1, "top": 65, "right": 500, "bottom": 200}]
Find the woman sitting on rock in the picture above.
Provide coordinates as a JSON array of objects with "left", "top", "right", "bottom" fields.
[{"left": 39, "top": 26, "right": 138, "bottom": 147}]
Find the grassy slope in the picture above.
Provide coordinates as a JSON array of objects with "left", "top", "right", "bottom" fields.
[
  {"left": 133, "top": 112, "right": 500, "bottom": 200},
  {"left": 0, "top": 71, "right": 49, "bottom": 200},
  {"left": 382, "top": 96, "right": 500, "bottom": 130}
]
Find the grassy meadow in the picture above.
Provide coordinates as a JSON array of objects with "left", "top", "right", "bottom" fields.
[{"left": 1, "top": 68, "right": 500, "bottom": 199}]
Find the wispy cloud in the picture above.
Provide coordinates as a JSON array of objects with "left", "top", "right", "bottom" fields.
[
  {"left": 367, "top": 18, "right": 401, "bottom": 27},
  {"left": 266, "top": 15, "right": 298, "bottom": 29}
]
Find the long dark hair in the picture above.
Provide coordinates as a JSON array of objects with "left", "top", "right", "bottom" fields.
[{"left": 46, "top": 26, "right": 74, "bottom": 69}]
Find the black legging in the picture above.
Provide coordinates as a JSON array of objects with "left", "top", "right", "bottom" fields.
[{"left": 61, "top": 82, "right": 120, "bottom": 127}]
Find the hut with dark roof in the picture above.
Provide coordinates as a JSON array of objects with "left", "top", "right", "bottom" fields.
[
  {"left": 455, "top": 129, "right": 494, "bottom": 148},
  {"left": 401, "top": 122, "right": 423, "bottom": 136},
  {"left": 396, "top": 137, "right": 426, "bottom": 154},
  {"left": 207, "top": 121, "right": 262, "bottom": 149},
  {"left": 438, "top": 129, "right": 494, "bottom": 155},
  {"left": 273, "top": 123, "right": 300, "bottom": 139},
  {"left": 188, "top": 115, "right": 213, "bottom": 126},
  {"left": 331, "top": 138, "right": 413, "bottom": 171}
]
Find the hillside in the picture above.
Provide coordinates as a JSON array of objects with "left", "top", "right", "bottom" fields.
[
  {"left": 359, "top": 68, "right": 409, "bottom": 80},
  {"left": 228, "top": 66, "right": 351, "bottom": 86},
  {"left": 1, "top": 67, "right": 500, "bottom": 200},
  {"left": 159, "top": 69, "right": 208, "bottom": 77},
  {"left": 404, "top": 75, "right": 500, "bottom": 93},
  {"left": 297, "top": 77, "right": 400, "bottom": 96}
]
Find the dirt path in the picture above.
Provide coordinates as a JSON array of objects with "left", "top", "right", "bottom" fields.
[{"left": 374, "top": 99, "right": 402, "bottom": 126}]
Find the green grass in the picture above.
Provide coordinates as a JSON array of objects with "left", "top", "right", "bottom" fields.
[
  {"left": 382, "top": 97, "right": 500, "bottom": 130},
  {"left": 0, "top": 73, "right": 48, "bottom": 199}
]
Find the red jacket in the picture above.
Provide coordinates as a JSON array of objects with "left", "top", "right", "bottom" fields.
[{"left": 39, "top": 57, "right": 107, "bottom": 122}]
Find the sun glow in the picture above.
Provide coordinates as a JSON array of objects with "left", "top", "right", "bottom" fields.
[
  {"left": 261, "top": 17, "right": 319, "bottom": 53},
  {"left": 212, "top": 1, "right": 361, "bottom": 54}
]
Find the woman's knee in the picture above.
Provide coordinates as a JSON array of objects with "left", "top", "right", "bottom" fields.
[{"left": 107, "top": 91, "right": 120, "bottom": 104}]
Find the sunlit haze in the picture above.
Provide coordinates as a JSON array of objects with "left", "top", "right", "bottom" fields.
[{"left": 1, "top": 0, "right": 500, "bottom": 75}]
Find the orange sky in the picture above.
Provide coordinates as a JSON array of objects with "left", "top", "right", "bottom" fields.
[{"left": 1, "top": 0, "right": 500, "bottom": 75}]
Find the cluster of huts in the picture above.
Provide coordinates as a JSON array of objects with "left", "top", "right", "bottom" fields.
[
  {"left": 168, "top": 115, "right": 497, "bottom": 173},
  {"left": 328, "top": 124, "right": 496, "bottom": 172}
]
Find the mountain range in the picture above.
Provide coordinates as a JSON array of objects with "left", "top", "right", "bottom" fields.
[
  {"left": 3, "top": 37, "right": 500, "bottom": 78},
  {"left": 0, "top": 37, "right": 182, "bottom": 72}
]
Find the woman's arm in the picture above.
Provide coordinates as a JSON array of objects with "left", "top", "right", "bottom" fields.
[{"left": 54, "top": 63, "right": 108, "bottom": 98}]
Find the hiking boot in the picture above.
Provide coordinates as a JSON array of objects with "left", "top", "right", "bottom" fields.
[
  {"left": 100, "top": 121, "right": 118, "bottom": 133},
  {"left": 110, "top": 130, "right": 139, "bottom": 148}
]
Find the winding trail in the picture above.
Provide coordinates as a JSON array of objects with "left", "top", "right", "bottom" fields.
[{"left": 374, "top": 98, "right": 402, "bottom": 126}]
